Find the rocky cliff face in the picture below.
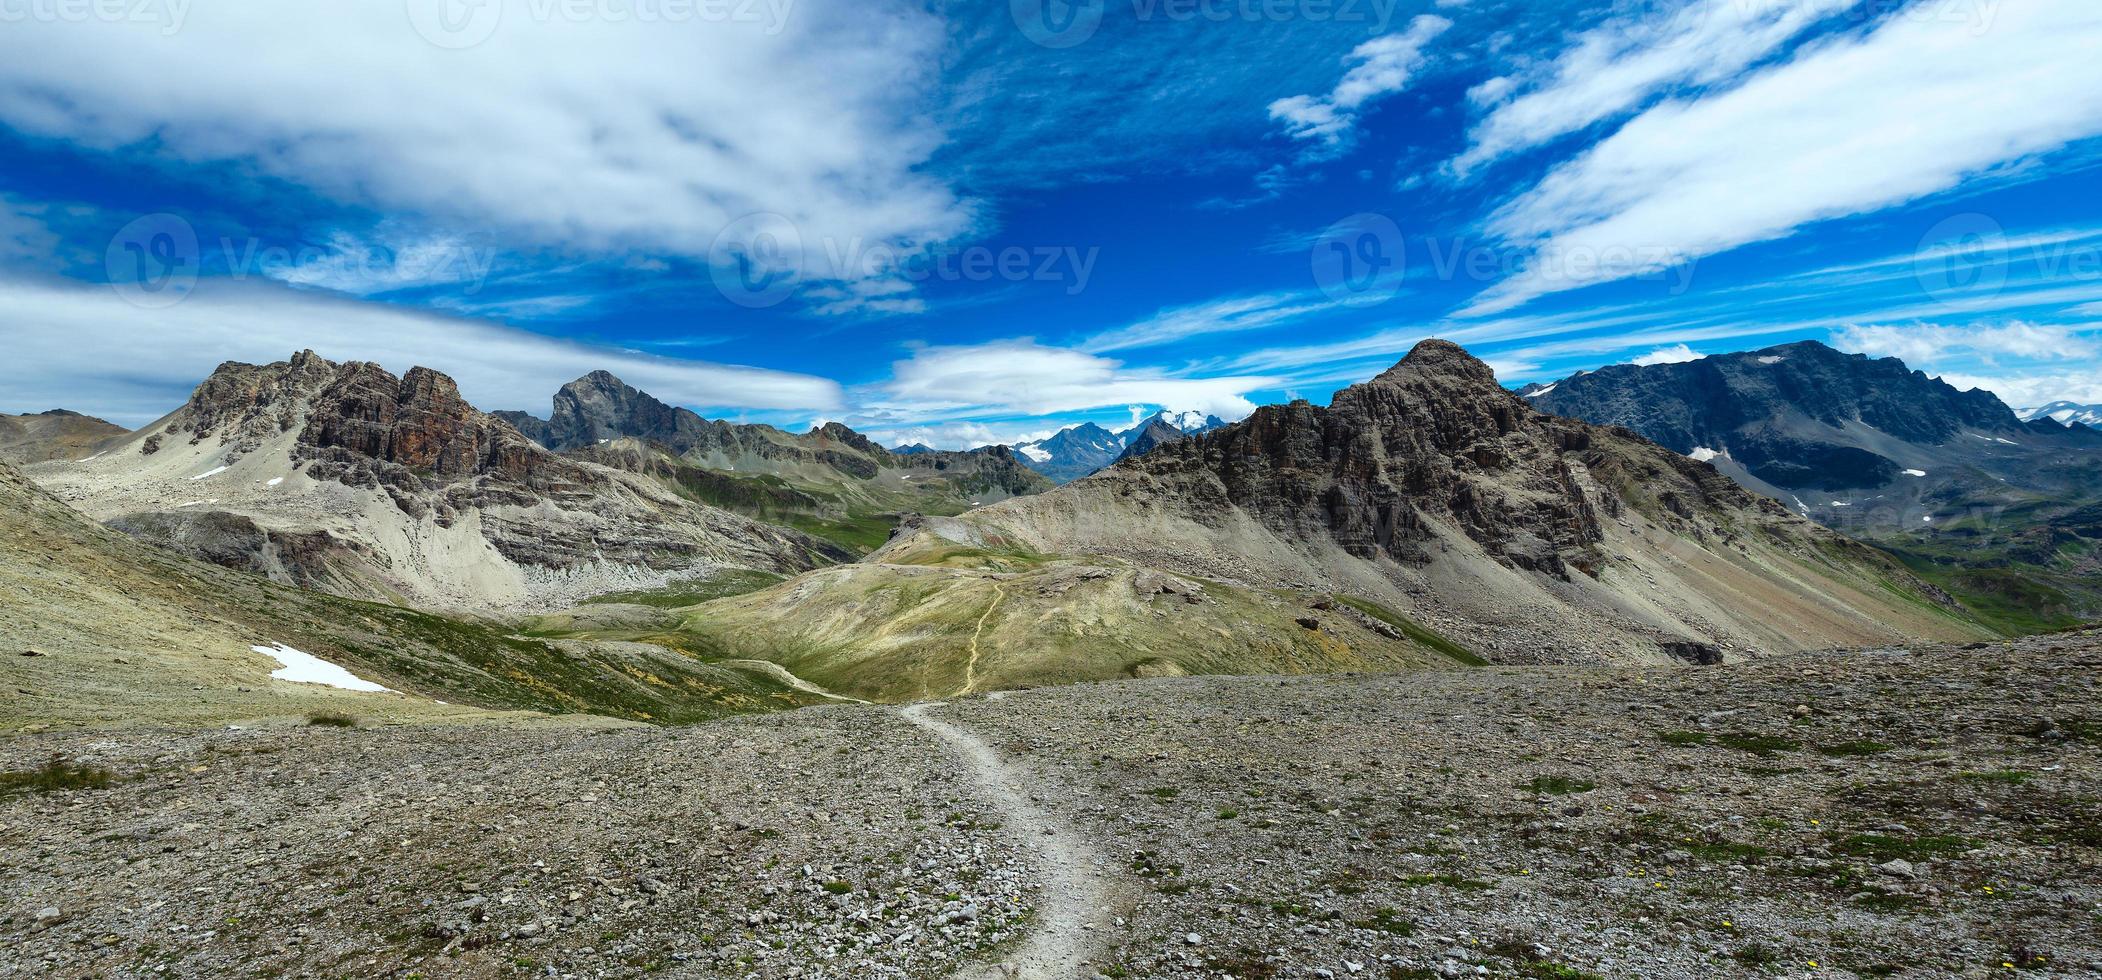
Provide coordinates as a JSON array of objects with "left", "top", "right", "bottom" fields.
[
  {"left": 31, "top": 352, "right": 840, "bottom": 611},
  {"left": 1120, "top": 340, "right": 1745, "bottom": 580}
]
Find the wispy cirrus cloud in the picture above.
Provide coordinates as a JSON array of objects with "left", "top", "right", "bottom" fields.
[
  {"left": 1462, "top": 1, "right": 2102, "bottom": 316},
  {"left": 860, "top": 339, "right": 1274, "bottom": 423},
  {"left": 0, "top": 1, "right": 967, "bottom": 278},
  {"left": 1453, "top": 0, "right": 1851, "bottom": 175},
  {"left": 0, "top": 274, "right": 842, "bottom": 426},
  {"left": 1080, "top": 290, "right": 1345, "bottom": 354},
  {"left": 1269, "top": 15, "right": 1451, "bottom": 150},
  {"left": 1830, "top": 321, "right": 2100, "bottom": 367}
]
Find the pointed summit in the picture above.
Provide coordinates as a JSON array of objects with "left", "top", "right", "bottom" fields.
[{"left": 1371, "top": 339, "right": 1502, "bottom": 389}]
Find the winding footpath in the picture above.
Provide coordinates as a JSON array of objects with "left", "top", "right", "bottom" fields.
[
  {"left": 957, "top": 582, "right": 1006, "bottom": 697},
  {"left": 899, "top": 700, "right": 1123, "bottom": 979}
]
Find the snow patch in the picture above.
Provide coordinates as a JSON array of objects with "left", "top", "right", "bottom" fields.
[
  {"left": 1831, "top": 502, "right": 1851, "bottom": 507},
  {"left": 1994, "top": 438, "right": 2020, "bottom": 446},
  {"left": 1524, "top": 383, "right": 1557, "bottom": 398},
  {"left": 1757, "top": 355, "right": 1786, "bottom": 365},
  {"left": 1688, "top": 446, "right": 1722, "bottom": 462},
  {"left": 1902, "top": 469, "right": 1927, "bottom": 477},
  {"left": 266, "top": 477, "right": 285, "bottom": 487},
  {"left": 188, "top": 465, "right": 230, "bottom": 481},
  {"left": 251, "top": 643, "right": 393, "bottom": 693},
  {"left": 175, "top": 499, "right": 218, "bottom": 508},
  {"left": 1017, "top": 444, "right": 1052, "bottom": 463}
]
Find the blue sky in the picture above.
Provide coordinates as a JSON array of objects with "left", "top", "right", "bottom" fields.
[{"left": 2, "top": 0, "right": 2100, "bottom": 446}]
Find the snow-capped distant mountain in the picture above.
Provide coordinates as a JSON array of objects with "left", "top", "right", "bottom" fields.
[
  {"left": 1009, "top": 423, "right": 1126, "bottom": 483},
  {"left": 1116, "top": 409, "right": 1228, "bottom": 443},
  {"left": 2020, "top": 402, "right": 2102, "bottom": 430},
  {"left": 1007, "top": 410, "right": 1231, "bottom": 483}
]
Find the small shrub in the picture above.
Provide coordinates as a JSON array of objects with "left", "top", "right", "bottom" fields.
[
  {"left": 307, "top": 713, "right": 359, "bottom": 728},
  {"left": 821, "top": 881, "right": 852, "bottom": 895},
  {"left": 1659, "top": 730, "right": 1709, "bottom": 746},
  {"left": 1523, "top": 775, "right": 1596, "bottom": 795},
  {"left": 0, "top": 757, "right": 114, "bottom": 796}
]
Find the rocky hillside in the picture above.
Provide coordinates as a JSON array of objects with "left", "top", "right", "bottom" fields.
[
  {"left": 10, "top": 630, "right": 2095, "bottom": 977},
  {"left": 0, "top": 409, "right": 126, "bottom": 464},
  {"left": 667, "top": 342, "right": 1985, "bottom": 696},
  {"left": 1523, "top": 341, "right": 2102, "bottom": 630},
  {"left": 26, "top": 352, "right": 839, "bottom": 612},
  {"left": 0, "top": 462, "right": 829, "bottom": 730},
  {"left": 500, "top": 371, "right": 1051, "bottom": 553}
]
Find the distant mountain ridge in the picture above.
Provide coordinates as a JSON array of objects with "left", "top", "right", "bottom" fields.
[
  {"left": 1008, "top": 409, "right": 1229, "bottom": 483},
  {"left": 1522, "top": 340, "right": 2102, "bottom": 630},
  {"left": 0, "top": 408, "right": 128, "bottom": 464},
  {"left": 499, "top": 370, "right": 1053, "bottom": 553},
  {"left": 2022, "top": 401, "right": 2102, "bottom": 430}
]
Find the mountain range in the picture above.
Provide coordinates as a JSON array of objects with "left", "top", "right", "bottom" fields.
[
  {"left": 1006, "top": 409, "right": 1228, "bottom": 482},
  {"left": 656, "top": 342, "right": 1980, "bottom": 701},
  {"left": 2022, "top": 401, "right": 2102, "bottom": 429},
  {"left": 28, "top": 352, "right": 841, "bottom": 612},
  {"left": 18, "top": 337, "right": 2094, "bottom": 728},
  {"left": 1522, "top": 340, "right": 2102, "bottom": 630},
  {"left": 497, "top": 369, "right": 1052, "bottom": 552}
]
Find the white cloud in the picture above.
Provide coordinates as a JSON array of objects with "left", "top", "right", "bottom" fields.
[
  {"left": 1630, "top": 343, "right": 1704, "bottom": 366},
  {"left": 1269, "top": 15, "right": 1451, "bottom": 147},
  {"left": 1453, "top": 0, "right": 1850, "bottom": 175},
  {"left": 865, "top": 340, "right": 1274, "bottom": 422},
  {"left": 0, "top": 2, "right": 966, "bottom": 273},
  {"left": 0, "top": 275, "right": 842, "bottom": 426},
  {"left": 1932, "top": 371, "right": 2102, "bottom": 409},
  {"left": 1081, "top": 291, "right": 1343, "bottom": 354},
  {"left": 1463, "top": 1, "right": 2102, "bottom": 315},
  {"left": 858, "top": 422, "right": 1062, "bottom": 453},
  {"left": 1830, "top": 321, "right": 2100, "bottom": 367}
]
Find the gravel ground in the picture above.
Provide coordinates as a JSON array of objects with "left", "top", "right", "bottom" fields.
[{"left": 5, "top": 630, "right": 2098, "bottom": 979}]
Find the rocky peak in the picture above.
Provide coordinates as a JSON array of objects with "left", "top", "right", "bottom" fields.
[
  {"left": 1116, "top": 418, "right": 1186, "bottom": 461},
  {"left": 1118, "top": 341, "right": 1660, "bottom": 578},
  {"left": 541, "top": 370, "right": 705, "bottom": 452},
  {"left": 302, "top": 361, "right": 540, "bottom": 482},
  {"left": 811, "top": 422, "right": 883, "bottom": 455}
]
